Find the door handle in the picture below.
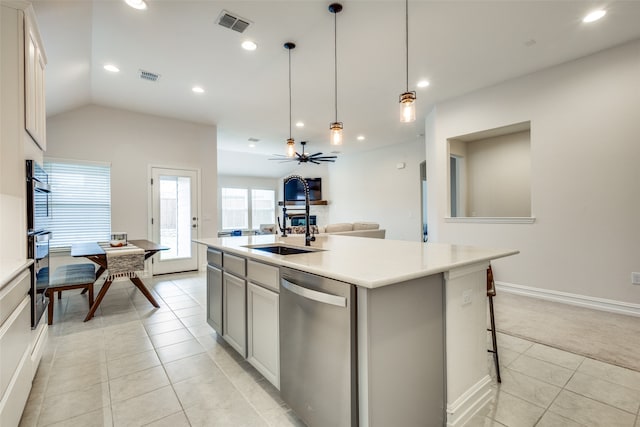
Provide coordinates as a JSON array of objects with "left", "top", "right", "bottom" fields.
[{"left": 282, "top": 279, "right": 346, "bottom": 307}]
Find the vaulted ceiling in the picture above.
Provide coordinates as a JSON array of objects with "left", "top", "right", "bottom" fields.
[{"left": 34, "top": 1, "right": 640, "bottom": 161}]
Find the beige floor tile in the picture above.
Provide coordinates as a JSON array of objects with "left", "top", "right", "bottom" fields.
[
  {"left": 536, "top": 411, "right": 583, "bottom": 427},
  {"left": 111, "top": 385, "right": 182, "bottom": 427},
  {"left": 235, "top": 377, "right": 285, "bottom": 413},
  {"left": 51, "top": 347, "right": 107, "bottom": 372},
  {"left": 102, "top": 320, "right": 148, "bottom": 341},
  {"left": 578, "top": 358, "right": 640, "bottom": 392},
  {"left": 187, "top": 323, "right": 216, "bottom": 338},
  {"left": 483, "top": 390, "right": 545, "bottom": 427},
  {"left": 463, "top": 414, "right": 508, "bottom": 427},
  {"left": 565, "top": 372, "right": 640, "bottom": 414},
  {"left": 144, "top": 319, "right": 185, "bottom": 336},
  {"left": 549, "top": 390, "right": 636, "bottom": 427},
  {"left": 149, "top": 328, "right": 194, "bottom": 348},
  {"left": 109, "top": 365, "right": 170, "bottom": 403},
  {"left": 524, "top": 343, "right": 585, "bottom": 370},
  {"left": 155, "top": 338, "right": 205, "bottom": 363},
  {"left": 494, "top": 346, "right": 521, "bottom": 368},
  {"left": 496, "top": 332, "right": 535, "bottom": 354},
  {"left": 38, "top": 382, "right": 110, "bottom": 426},
  {"left": 46, "top": 362, "right": 109, "bottom": 396},
  {"left": 173, "top": 374, "right": 240, "bottom": 409},
  {"left": 173, "top": 306, "right": 205, "bottom": 318},
  {"left": 45, "top": 407, "right": 113, "bottom": 427},
  {"left": 142, "top": 411, "right": 191, "bottom": 427},
  {"left": 107, "top": 349, "right": 161, "bottom": 379},
  {"left": 159, "top": 294, "right": 194, "bottom": 304},
  {"left": 139, "top": 310, "right": 178, "bottom": 325},
  {"left": 509, "top": 354, "right": 574, "bottom": 387},
  {"left": 496, "top": 367, "right": 562, "bottom": 408},
  {"left": 165, "top": 298, "right": 200, "bottom": 311},
  {"left": 184, "top": 397, "right": 268, "bottom": 427},
  {"left": 179, "top": 314, "right": 207, "bottom": 327},
  {"left": 105, "top": 333, "right": 155, "bottom": 360},
  {"left": 164, "top": 352, "right": 224, "bottom": 383}
]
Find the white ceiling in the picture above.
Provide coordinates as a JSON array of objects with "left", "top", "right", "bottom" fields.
[{"left": 34, "top": 0, "right": 640, "bottom": 163}]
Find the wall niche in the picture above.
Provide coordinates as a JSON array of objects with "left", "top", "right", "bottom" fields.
[{"left": 448, "top": 121, "right": 532, "bottom": 221}]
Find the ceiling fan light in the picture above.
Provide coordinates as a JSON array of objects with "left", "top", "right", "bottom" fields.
[
  {"left": 330, "top": 122, "right": 343, "bottom": 146},
  {"left": 286, "top": 138, "right": 296, "bottom": 157},
  {"left": 400, "top": 91, "right": 417, "bottom": 123}
]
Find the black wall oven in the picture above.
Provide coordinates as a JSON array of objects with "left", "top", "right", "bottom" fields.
[{"left": 26, "top": 160, "right": 51, "bottom": 328}]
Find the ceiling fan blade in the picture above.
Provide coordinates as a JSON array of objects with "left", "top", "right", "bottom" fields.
[
  {"left": 310, "top": 159, "right": 321, "bottom": 164},
  {"left": 314, "top": 156, "right": 337, "bottom": 160},
  {"left": 309, "top": 152, "right": 323, "bottom": 157}
]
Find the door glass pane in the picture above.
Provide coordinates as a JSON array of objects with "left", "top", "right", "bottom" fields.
[{"left": 160, "top": 175, "right": 191, "bottom": 260}]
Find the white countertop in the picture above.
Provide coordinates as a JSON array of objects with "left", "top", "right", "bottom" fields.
[{"left": 194, "top": 235, "right": 518, "bottom": 288}]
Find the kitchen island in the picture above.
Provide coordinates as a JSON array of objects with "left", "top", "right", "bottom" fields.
[{"left": 195, "top": 234, "right": 518, "bottom": 427}]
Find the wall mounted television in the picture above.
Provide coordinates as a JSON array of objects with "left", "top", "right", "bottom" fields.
[{"left": 285, "top": 178, "right": 322, "bottom": 201}]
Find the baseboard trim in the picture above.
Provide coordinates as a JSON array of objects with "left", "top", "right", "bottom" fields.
[
  {"left": 496, "top": 281, "right": 640, "bottom": 317},
  {"left": 446, "top": 375, "right": 493, "bottom": 427}
]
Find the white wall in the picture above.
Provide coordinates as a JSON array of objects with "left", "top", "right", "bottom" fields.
[
  {"left": 465, "top": 130, "right": 531, "bottom": 217},
  {"left": 45, "top": 104, "right": 218, "bottom": 266},
  {"left": 328, "top": 140, "right": 425, "bottom": 241},
  {"left": 427, "top": 39, "right": 640, "bottom": 304}
]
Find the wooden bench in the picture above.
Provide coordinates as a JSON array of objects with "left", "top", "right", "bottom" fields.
[{"left": 47, "top": 263, "right": 96, "bottom": 325}]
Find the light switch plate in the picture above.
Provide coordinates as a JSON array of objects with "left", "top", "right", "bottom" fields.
[
  {"left": 632, "top": 272, "right": 640, "bottom": 285},
  {"left": 462, "top": 289, "right": 473, "bottom": 305}
]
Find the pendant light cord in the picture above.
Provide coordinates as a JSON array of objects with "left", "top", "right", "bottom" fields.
[
  {"left": 405, "top": 0, "right": 409, "bottom": 93},
  {"left": 334, "top": 10, "right": 338, "bottom": 122},
  {"left": 288, "top": 48, "right": 292, "bottom": 139}
]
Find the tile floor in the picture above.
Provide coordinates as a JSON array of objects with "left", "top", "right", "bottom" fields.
[{"left": 17, "top": 271, "right": 640, "bottom": 427}]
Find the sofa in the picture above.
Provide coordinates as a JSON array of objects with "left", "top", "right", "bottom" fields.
[{"left": 289, "top": 222, "right": 385, "bottom": 239}]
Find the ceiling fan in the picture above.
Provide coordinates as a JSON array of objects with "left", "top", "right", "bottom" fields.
[{"left": 270, "top": 141, "right": 337, "bottom": 164}]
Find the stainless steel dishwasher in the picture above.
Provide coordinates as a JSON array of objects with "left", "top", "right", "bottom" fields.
[{"left": 279, "top": 267, "right": 357, "bottom": 427}]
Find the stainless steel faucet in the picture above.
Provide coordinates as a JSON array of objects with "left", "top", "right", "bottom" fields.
[{"left": 282, "top": 175, "right": 316, "bottom": 246}]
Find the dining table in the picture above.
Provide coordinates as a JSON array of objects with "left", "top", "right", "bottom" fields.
[{"left": 71, "top": 239, "right": 169, "bottom": 321}]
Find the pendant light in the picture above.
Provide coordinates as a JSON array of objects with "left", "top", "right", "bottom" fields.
[
  {"left": 329, "top": 3, "right": 343, "bottom": 145},
  {"left": 399, "top": 0, "right": 416, "bottom": 123},
  {"left": 284, "top": 42, "right": 296, "bottom": 157}
]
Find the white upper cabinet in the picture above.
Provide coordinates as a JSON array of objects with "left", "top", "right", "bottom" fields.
[{"left": 23, "top": 7, "right": 47, "bottom": 151}]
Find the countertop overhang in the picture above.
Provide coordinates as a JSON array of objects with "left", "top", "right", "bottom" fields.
[{"left": 194, "top": 235, "right": 518, "bottom": 289}]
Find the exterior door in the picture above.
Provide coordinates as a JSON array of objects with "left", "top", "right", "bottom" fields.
[{"left": 151, "top": 167, "right": 198, "bottom": 274}]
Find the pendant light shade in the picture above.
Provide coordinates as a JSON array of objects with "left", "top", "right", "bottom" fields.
[
  {"left": 399, "top": 0, "right": 416, "bottom": 123},
  {"left": 329, "top": 3, "right": 343, "bottom": 145},
  {"left": 284, "top": 42, "right": 296, "bottom": 157}
]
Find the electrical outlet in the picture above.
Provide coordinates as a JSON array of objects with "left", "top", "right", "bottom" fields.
[
  {"left": 462, "top": 289, "right": 473, "bottom": 305},
  {"left": 632, "top": 272, "right": 640, "bottom": 285}
]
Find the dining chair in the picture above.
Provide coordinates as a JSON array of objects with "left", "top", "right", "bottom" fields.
[
  {"left": 47, "top": 263, "right": 96, "bottom": 325},
  {"left": 487, "top": 265, "right": 501, "bottom": 383}
]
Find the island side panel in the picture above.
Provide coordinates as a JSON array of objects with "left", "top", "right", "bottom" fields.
[
  {"left": 444, "top": 262, "right": 492, "bottom": 427},
  {"left": 358, "top": 274, "right": 445, "bottom": 427}
]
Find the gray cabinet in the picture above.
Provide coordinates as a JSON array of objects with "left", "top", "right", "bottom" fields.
[
  {"left": 206, "top": 265, "right": 222, "bottom": 334},
  {"left": 247, "top": 281, "right": 279, "bottom": 389},
  {"left": 223, "top": 272, "right": 246, "bottom": 357}
]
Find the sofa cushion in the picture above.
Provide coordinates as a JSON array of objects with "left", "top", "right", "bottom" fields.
[
  {"left": 324, "top": 223, "right": 354, "bottom": 233},
  {"left": 353, "top": 222, "right": 379, "bottom": 231},
  {"left": 290, "top": 225, "right": 320, "bottom": 234}
]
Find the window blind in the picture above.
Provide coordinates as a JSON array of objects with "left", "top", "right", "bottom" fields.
[
  {"left": 251, "top": 189, "right": 275, "bottom": 229},
  {"left": 44, "top": 160, "right": 111, "bottom": 249},
  {"left": 221, "top": 188, "right": 248, "bottom": 230}
]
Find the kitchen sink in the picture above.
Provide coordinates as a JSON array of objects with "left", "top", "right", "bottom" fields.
[{"left": 244, "top": 244, "right": 323, "bottom": 255}]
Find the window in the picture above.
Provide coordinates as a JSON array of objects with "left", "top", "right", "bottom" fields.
[
  {"left": 44, "top": 159, "right": 111, "bottom": 249},
  {"left": 251, "top": 189, "right": 276, "bottom": 229},
  {"left": 220, "top": 187, "right": 276, "bottom": 230},
  {"left": 221, "top": 188, "right": 248, "bottom": 229}
]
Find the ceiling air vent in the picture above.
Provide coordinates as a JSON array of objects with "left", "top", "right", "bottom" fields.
[
  {"left": 217, "top": 10, "right": 252, "bottom": 33},
  {"left": 139, "top": 69, "right": 160, "bottom": 82}
]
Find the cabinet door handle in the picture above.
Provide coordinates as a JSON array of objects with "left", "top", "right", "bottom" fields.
[{"left": 281, "top": 279, "right": 346, "bottom": 307}]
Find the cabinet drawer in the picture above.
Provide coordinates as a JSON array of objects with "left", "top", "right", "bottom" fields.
[
  {"left": 0, "top": 297, "right": 31, "bottom": 402},
  {"left": 247, "top": 261, "right": 279, "bottom": 293},
  {"left": 207, "top": 248, "right": 222, "bottom": 267},
  {"left": 0, "top": 269, "right": 30, "bottom": 327},
  {"left": 223, "top": 253, "right": 246, "bottom": 277}
]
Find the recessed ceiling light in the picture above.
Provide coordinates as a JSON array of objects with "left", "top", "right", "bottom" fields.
[
  {"left": 192, "top": 86, "right": 205, "bottom": 94},
  {"left": 295, "top": 121, "right": 304, "bottom": 128},
  {"left": 124, "top": 0, "right": 147, "bottom": 10},
  {"left": 241, "top": 40, "right": 257, "bottom": 51},
  {"left": 357, "top": 135, "right": 365, "bottom": 141},
  {"left": 249, "top": 143, "right": 256, "bottom": 148},
  {"left": 417, "top": 80, "right": 430, "bottom": 88},
  {"left": 104, "top": 64, "right": 120, "bottom": 73},
  {"left": 583, "top": 9, "right": 606, "bottom": 23}
]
